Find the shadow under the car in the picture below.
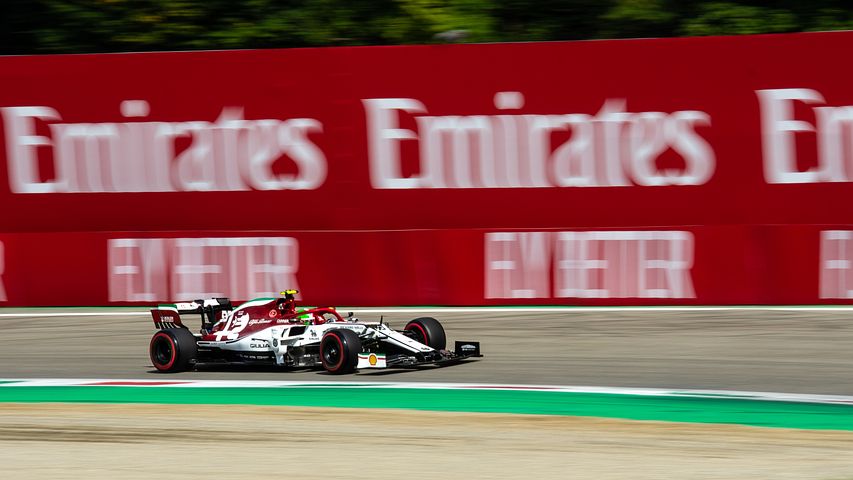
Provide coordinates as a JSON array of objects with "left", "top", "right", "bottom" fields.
[
  {"left": 145, "top": 357, "right": 479, "bottom": 376},
  {"left": 145, "top": 364, "right": 450, "bottom": 376}
]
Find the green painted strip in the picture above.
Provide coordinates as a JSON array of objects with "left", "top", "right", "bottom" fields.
[{"left": 2, "top": 386, "right": 853, "bottom": 431}]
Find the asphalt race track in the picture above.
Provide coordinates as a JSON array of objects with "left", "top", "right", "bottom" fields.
[
  {"left": 5, "top": 307, "right": 853, "bottom": 480},
  {"left": 0, "top": 308, "right": 850, "bottom": 395}
]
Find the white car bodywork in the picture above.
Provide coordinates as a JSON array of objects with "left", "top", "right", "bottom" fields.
[
  {"left": 197, "top": 319, "right": 435, "bottom": 368},
  {"left": 149, "top": 295, "right": 480, "bottom": 373}
]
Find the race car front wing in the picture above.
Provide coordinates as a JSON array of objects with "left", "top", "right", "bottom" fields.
[{"left": 357, "top": 341, "right": 482, "bottom": 369}]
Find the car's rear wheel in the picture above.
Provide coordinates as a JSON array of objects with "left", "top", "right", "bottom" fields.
[
  {"left": 320, "top": 329, "right": 361, "bottom": 374},
  {"left": 405, "top": 317, "right": 446, "bottom": 350},
  {"left": 149, "top": 328, "right": 198, "bottom": 373}
]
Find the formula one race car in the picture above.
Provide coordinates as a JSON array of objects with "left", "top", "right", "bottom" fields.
[{"left": 148, "top": 290, "right": 482, "bottom": 374}]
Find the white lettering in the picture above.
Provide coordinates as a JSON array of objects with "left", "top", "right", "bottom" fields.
[
  {"left": 820, "top": 230, "right": 853, "bottom": 298},
  {"left": 1, "top": 103, "right": 327, "bottom": 193},
  {"left": 596, "top": 99, "right": 632, "bottom": 186},
  {"left": 485, "top": 232, "right": 551, "bottom": 298},
  {"left": 245, "top": 119, "right": 280, "bottom": 190},
  {"left": 555, "top": 232, "right": 609, "bottom": 298},
  {"left": 173, "top": 237, "right": 299, "bottom": 300},
  {"left": 120, "top": 99, "right": 150, "bottom": 118},
  {"left": 108, "top": 238, "right": 168, "bottom": 302},
  {"left": 108, "top": 237, "right": 300, "bottom": 302},
  {"left": 363, "top": 98, "right": 426, "bottom": 189},
  {"left": 363, "top": 94, "right": 715, "bottom": 189},
  {"left": 628, "top": 112, "right": 669, "bottom": 186},
  {"left": 487, "top": 230, "right": 696, "bottom": 299},
  {"left": 668, "top": 111, "right": 715, "bottom": 185},
  {"left": 757, "top": 88, "right": 826, "bottom": 183},
  {"left": 279, "top": 118, "right": 327, "bottom": 190},
  {"left": 755, "top": 88, "right": 853, "bottom": 184},
  {"left": 815, "top": 105, "right": 853, "bottom": 182},
  {"left": 2, "top": 106, "right": 62, "bottom": 193},
  {"left": 416, "top": 115, "right": 494, "bottom": 188},
  {"left": 50, "top": 123, "right": 118, "bottom": 192},
  {"left": 551, "top": 114, "right": 595, "bottom": 186}
]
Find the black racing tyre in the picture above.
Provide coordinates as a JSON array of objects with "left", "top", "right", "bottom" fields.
[
  {"left": 149, "top": 328, "right": 198, "bottom": 373},
  {"left": 320, "top": 329, "right": 361, "bottom": 374},
  {"left": 404, "top": 317, "right": 446, "bottom": 350}
]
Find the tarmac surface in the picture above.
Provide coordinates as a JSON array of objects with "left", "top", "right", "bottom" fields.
[
  {"left": 1, "top": 308, "right": 851, "bottom": 395},
  {"left": 4, "top": 307, "right": 853, "bottom": 479}
]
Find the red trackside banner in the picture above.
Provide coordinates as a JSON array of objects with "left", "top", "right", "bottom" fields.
[{"left": 2, "top": 32, "right": 853, "bottom": 305}]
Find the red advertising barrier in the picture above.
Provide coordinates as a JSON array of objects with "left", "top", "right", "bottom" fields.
[
  {"left": 2, "top": 32, "right": 853, "bottom": 305},
  {"left": 0, "top": 225, "right": 848, "bottom": 306}
]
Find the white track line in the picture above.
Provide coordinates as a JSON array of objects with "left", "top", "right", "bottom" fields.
[
  {"left": 3, "top": 379, "right": 853, "bottom": 405},
  {"left": 4, "top": 306, "right": 853, "bottom": 317}
]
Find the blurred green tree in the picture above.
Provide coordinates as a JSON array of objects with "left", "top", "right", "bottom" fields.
[
  {"left": 1, "top": 0, "right": 852, "bottom": 54},
  {"left": 599, "top": 0, "right": 678, "bottom": 38},
  {"left": 680, "top": 2, "right": 797, "bottom": 36}
]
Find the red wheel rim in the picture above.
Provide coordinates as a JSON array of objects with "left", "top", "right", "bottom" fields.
[
  {"left": 321, "top": 333, "right": 345, "bottom": 371},
  {"left": 150, "top": 332, "right": 177, "bottom": 371},
  {"left": 407, "top": 323, "right": 429, "bottom": 347}
]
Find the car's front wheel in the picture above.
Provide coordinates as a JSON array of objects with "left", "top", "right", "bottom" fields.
[
  {"left": 404, "top": 317, "right": 446, "bottom": 350},
  {"left": 149, "top": 328, "right": 198, "bottom": 373},
  {"left": 320, "top": 329, "right": 361, "bottom": 374}
]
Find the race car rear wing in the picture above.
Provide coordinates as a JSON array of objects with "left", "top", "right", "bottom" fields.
[{"left": 150, "top": 298, "right": 233, "bottom": 331}]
